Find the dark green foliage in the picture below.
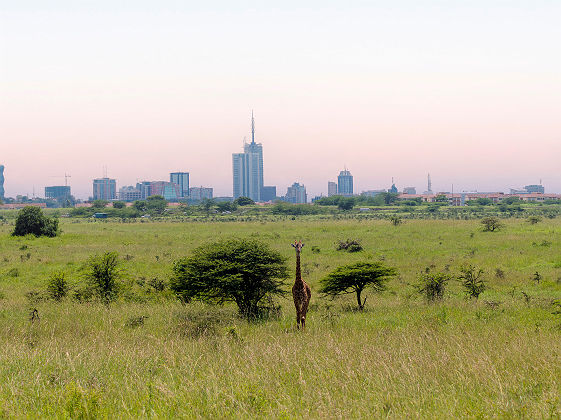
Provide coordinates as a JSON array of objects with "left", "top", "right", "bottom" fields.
[
  {"left": 320, "top": 262, "right": 397, "bottom": 310},
  {"left": 526, "top": 216, "right": 541, "bottom": 224},
  {"left": 47, "top": 271, "right": 69, "bottom": 301},
  {"left": 271, "top": 202, "right": 320, "bottom": 215},
  {"left": 216, "top": 201, "right": 237, "bottom": 212},
  {"left": 533, "top": 271, "right": 542, "bottom": 284},
  {"left": 481, "top": 217, "right": 504, "bottom": 232},
  {"left": 84, "top": 252, "right": 123, "bottom": 303},
  {"left": 112, "top": 201, "right": 126, "bottom": 209},
  {"left": 389, "top": 216, "right": 402, "bottom": 226},
  {"left": 133, "top": 200, "right": 147, "bottom": 212},
  {"left": 171, "top": 239, "right": 289, "bottom": 319},
  {"left": 92, "top": 199, "right": 109, "bottom": 209},
  {"left": 12, "top": 206, "right": 59, "bottom": 237},
  {"left": 234, "top": 196, "right": 255, "bottom": 206},
  {"left": 434, "top": 195, "right": 448, "bottom": 203},
  {"left": 458, "top": 265, "right": 486, "bottom": 299},
  {"left": 336, "top": 239, "right": 363, "bottom": 252},
  {"left": 337, "top": 197, "right": 355, "bottom": 211},
  {"left": 146, "top": 195, "right": 167, "bottom": 214},
  {"left": 418, "top": 272, "right": 451, "bottom": 302}
]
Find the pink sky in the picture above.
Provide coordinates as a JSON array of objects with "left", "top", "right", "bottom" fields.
[{"left": 1, "top": 1, "right": 560, "bottom": 199}]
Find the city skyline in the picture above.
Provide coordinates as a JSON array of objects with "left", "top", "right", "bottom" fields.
[{"left": 1, "top": 1, "right": 560, "bottom": 199}]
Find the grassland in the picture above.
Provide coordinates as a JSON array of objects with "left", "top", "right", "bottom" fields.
[{"left": 1, "top": 218, "right": 560, "bottom": 418}]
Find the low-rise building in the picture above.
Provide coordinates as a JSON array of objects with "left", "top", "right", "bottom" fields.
[{"left": 189, "top": 187, "right": 213, "bottom": 201}]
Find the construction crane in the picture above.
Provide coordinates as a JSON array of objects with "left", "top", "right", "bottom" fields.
[{"left": 49, "top": 173, "right": 72, "bottom": 186}]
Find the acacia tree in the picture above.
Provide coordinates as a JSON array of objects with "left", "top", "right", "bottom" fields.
[
  {"left": 320, "top": 262, "right": 397, "bottom": 310},
  {"left": 481, "top": 217, "right": 504, "bottom": 232},
  {"left": 171, "top": 239, "right": 289, "bottom": 319}
]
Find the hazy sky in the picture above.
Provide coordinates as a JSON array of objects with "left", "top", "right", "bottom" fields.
[{"left": 1, "top": 0, "right": 560, "bottom": 199}]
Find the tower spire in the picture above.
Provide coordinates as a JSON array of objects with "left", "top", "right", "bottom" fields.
[{"left": 251, "top": 110, "right": 255, "bottom": 144}]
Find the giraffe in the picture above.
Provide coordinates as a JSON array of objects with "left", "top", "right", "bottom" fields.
[{"left": 291, "top": 240, "right": 311, "bottom": 330}]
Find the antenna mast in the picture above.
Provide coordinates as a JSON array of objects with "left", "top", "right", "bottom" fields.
[{"left": 251, "top": 110, "right": 255, "bottom": 144}]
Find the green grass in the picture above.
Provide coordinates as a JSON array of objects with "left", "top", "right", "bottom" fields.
[{"left": 1, "top": 218, "right": 560, "bottom": 418}]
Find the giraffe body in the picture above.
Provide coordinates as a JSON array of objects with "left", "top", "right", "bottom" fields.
[{"left": 291, "top": 241, "right": 311, "bottom": 330}]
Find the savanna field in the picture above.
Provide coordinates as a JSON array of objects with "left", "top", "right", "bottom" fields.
[{"left": 1, "top": 217, "right": 561, "bottom": 418}]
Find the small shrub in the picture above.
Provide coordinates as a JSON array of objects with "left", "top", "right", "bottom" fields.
[
  {"left": 7, "top": 268, "right": 19, "bottom": 277},
  {"left": 533, "top": 271, "right": 542, "bottom": 284},
  {"left": 418, "top": 272, "right": 451, "bottom": 302},
  {"left": 527, "top": 216, "right": 542, "bottom": 224},
  {"left": 311, "top": 246, "right": 321, "bottom": 254},
  {"left": 389, "top": 216, "right": 402, "bottom": 226},
  {"left": 495, "top": 268, "right": 505, "bottom": 279},
  {"left": 84, "top": 252, "right": 123, "bottom": 303},
  {"left": 147, "top": 277, "right": 166, "bottom": 292},
  {"left": 336, "top": 239, "right": 363, "bottom": 252},
  {"left": 125, "top": 315, "right": 148, "bottom": 328},
  {"left": 46, "top": 271, "right": 69, "bottom": 301},
  {"left": 458, "top": 265, "right": 486, "bottom": 299}
]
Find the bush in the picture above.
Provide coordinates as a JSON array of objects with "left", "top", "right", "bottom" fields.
[
  {"left": 526, "top": 216, "right": 541, "bottom": 224},
  {"left": 320, "top": 262, "right": 397, "bottom": 310},
  {"left": 171, "top": 239, "right": 289, "bottom": 319},
  {"left": 234, "top": 196, "right": 255, "bottom": 206},
  {"left": 112, "top": 201, "right": 126, "bottom": 209},
  {"left": 12, "top": 207, "right": 59, "bottom": 237},
  {"left": 481, "top": 217, "right": 504, "bottom": 232},
  {"left": 418, "top": 272, "right": 451, "bottom": 302},
  {"left": 336, "top": 239, "right": 363, "bottom": 252},
  {"left": 84, "top": 252, "right": 123, "bottom": 303},
  {"left": 458, "top": 265, "right": 485, "bottom": 299},
  {"left": 47, "top": 271, "right": 69, "bottom": 301},
  {"left": 389, "top": 216, "right": 403, "bottom": 226}
]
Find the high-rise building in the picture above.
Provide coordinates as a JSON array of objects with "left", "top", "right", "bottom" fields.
[
  {"left": 170, "top": 172, "right": 190, "bottom": 197},
  {"left": 337, "top": 169, "right": 353, "bottom": 196},
  {"left": 45, "top": 186, "right": 71, "bottom": 201},
  {"left": 403, "top": 187, "right": 417, "bottom": 195},
  {"left": 136, "top": 181, "right": 152, "bottom": 199},
  {"left": 328, "top": 181, "right": 338, "bottom": 197},
  {"left": 260, "top": 186, "right": 277, "bottom": 202},
  {"left": 93, "top": 178, "right": 116, "bottom": 200},
  {"left": 0, "top": 165, "right": 4, "bottom": 200},
  {"left": 232, "top": 112, "right": 264, "bottom": 201},
  {"left": 189, "top": 187, "right": 213, "bottom": 201},
  {"left": 284, "top": 183, "right": 307, "bottom": 204}
]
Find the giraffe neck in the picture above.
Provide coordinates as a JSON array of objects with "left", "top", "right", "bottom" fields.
[{"left": 295, "top": 252, "right": 303, "bottom": 283}]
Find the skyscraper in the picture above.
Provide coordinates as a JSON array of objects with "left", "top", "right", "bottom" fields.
[
  {"left": 233, "top": 112, "right": 264, "bottom": 201},
  {"left": 328, "top": 181, "right": 338, "bottom": 197},
  {"left": 337, "top": 169, "right": 354, "bottom": 196},
  {"left": 0, "top": 165, "right": 4, "bottom": 200},
  {"left": 284, "top": 183, "right": 307, "bottom": 204},
  {"left": 170, "top": 172, "right": 190, "bottom": 197},
  {"left": 93, "top": 178, "right": 116, "bottom": 200}
]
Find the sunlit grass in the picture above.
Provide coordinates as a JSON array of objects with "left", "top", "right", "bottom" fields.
[{"left": 0, "top": 218, "right": 560, "bottom": 417}]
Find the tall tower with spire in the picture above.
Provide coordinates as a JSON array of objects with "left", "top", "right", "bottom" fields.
[{"left": 233, "top": 112, "right": 264, "bottom": 201}]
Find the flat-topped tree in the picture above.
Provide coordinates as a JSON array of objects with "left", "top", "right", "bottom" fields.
[
  {"left": 171, "top": 238, "right": 289, "bottom": 320},
  {"left": 320, "top": 262, "right": 396, "bottom": 310}
]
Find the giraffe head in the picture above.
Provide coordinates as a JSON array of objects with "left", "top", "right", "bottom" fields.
[{"left": 291, "top": 240, "right": 304, "bottom": 253}]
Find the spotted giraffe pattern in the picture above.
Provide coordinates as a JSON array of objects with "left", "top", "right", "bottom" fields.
[{"left": 292, "top": 241, "right": 311, "bottom": 330}]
